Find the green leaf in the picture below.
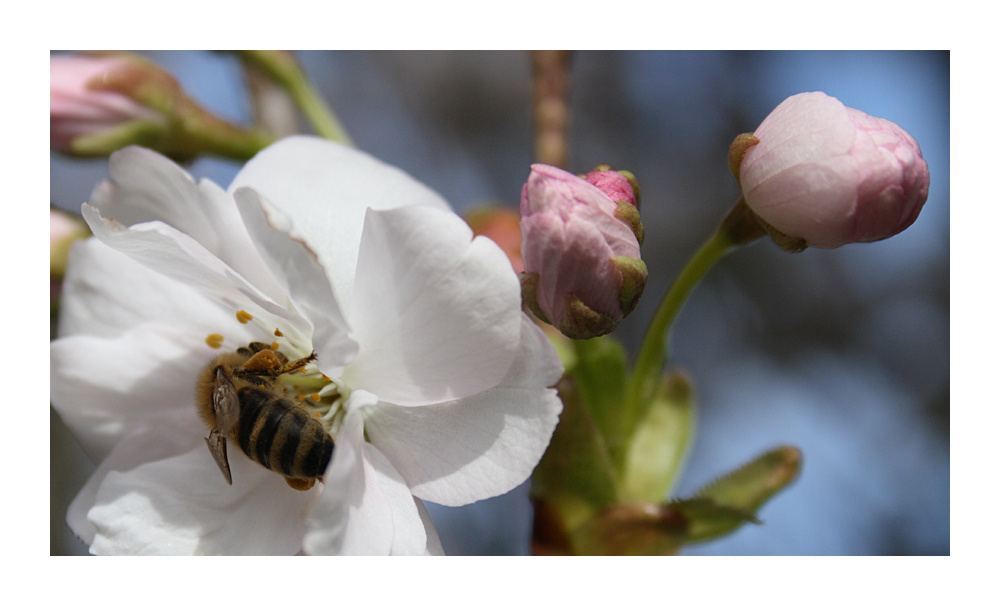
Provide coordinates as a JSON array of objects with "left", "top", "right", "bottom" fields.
[
  {"left": 681, "top": 446, "right": 802, "bottom": 543},
  {"left": 571, "top": 502, "right": 689, "bottom": 556},
  {"left": 620, "top": 372, "right": 696, "bottom": 502},
  {"left": 570, "top": 335, "right": 630, "bottom": 471},
  {"left": 531, "top": 375, "right": 619, "bottom": 512},
  {"left": 669, "top": 498, "right": 760, "bottom": 543}
]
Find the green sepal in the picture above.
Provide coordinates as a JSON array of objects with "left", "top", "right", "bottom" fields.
[
  {"left": 560, "top": 294, "right": 616, "bottom": 340},
  {"left": 614, "top": 199, "right": 644, "bottom": 244},
  {"left": 758, "top": 218, "right": 809, "bottom": 253},
  {"left": 611, "top": 255, "right": 647, "bottom": 318},
  {"left": 531, "top": 374, "right": 619, "bottom": 511},
  {"left": 727, "top": 132, "right": 759, "bottom": 188},
  {"left": 620, "top": 372, "right": 695, "bottom": 502},
  {"left": 571, "top": 502, "right": 688, "bottom": 556},
  {"left": 616, "top": 169, "right": 642, "bottom": 209},
  {"left": 519, "top": 272, "right": 549, "bottom": 324},
  {"left": 680, "top": 446, "right": 802, "bottom": 543}
]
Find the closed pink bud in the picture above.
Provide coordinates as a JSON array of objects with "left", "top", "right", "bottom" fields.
[
  {"left": 50, "top": 55, "right": 164, "bottom": 153},
  {"left": 584, "top": 166, "right": 638, "bottom": 207},
  {"left": 520, "top": 164, "right": 646, "bottom": 340},
  {"left": 737, "top": 92, "right": 930, "bottom": 249}
]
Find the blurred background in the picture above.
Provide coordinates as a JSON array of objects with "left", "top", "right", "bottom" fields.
[{"left": 50, "top": 50, "right": 949, "bottom": 556}]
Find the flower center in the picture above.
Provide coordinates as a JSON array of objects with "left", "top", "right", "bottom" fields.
[{"left": 203, "top": 308, "right": 350, "bottom": 438}]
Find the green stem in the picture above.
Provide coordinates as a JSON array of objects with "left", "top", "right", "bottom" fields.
[
  {"left": 284, "top": 76, "right": 354, "bottom": 145},
  {"left": 624, "top": 196, "right": 766, "bottom": 433},
  {"left": 624, "top": 228, "right": 735, "bottom": 434},
  {"left": 238, "top": 51, "right": 354, "bottom": 146}
]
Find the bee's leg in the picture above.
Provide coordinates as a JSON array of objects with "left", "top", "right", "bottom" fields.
[
  {"left": 231, "top": 370, "right": 272, "bottom": 387},
  {"left": 238, "top": 349, "right": 285, "bottom": 377},
  {"left": 278, "top": 351, "right": 318, "bottom": 376}
]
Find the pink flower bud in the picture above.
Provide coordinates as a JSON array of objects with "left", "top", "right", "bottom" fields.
[
  {"left": 584, "top": 166, "right": 638, "bottom": 207},
  {"left": 737, "top": 92, "right": 930, "bottom": 249},
  {"left": 50, "top": 55, "right": 164, "bottom": 153},
  {"left": 519, "top": 164, "right": 646, "bottom": 340}
]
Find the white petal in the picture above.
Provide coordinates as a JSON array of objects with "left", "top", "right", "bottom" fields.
[
  {"left": 364, "top": 315, "right": 563, "bottom": 506},
  {"left": 88, "top": 437, "right": 314, "bottom": 555},
  {"left": 415, "top": 498, "right": 445, "bottom": 555},
  {"left": 342, "top": 205, "right": 522, "bottom": 406},
  {"left": 234, "top": 187, "right": 358, "bottom": 373},
  {"left": 304, "top": 394, "right": 433, "bottom": 555},
  {"left": 91, "top": 146, "right": 288, "bottom": 303},
  {"left": 51, "top": 323, "right": 248, "bottom": 462},
  {"left": 366, "top": 444, "right": 430, "bottom": 556},
  {"left": 67, "top": 411, "right": 202, "bottom": 549},
  {"left": 57, "top": 238, "right": 244, "bottom": 340},
  {"left": 228, "top": 137, "right": 451, "bottom": 309},
  {"left": 82, "top": 203, "right": 312, "bottom": 342},
  {"left": 303, "top": 402, "right": 392, "bottom": 555}
]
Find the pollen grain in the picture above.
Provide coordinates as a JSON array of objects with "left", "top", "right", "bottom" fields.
[
  {"left": 205, "top": 333, "right": 225, "bottom": 348},
  {"left": 236, "top": 309, "right": 253, "bottom": 324}
]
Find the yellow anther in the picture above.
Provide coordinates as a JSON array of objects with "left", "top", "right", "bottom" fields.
[
  {"left": 295, "top": 392, "right": 307, "bottom": 401},
  {"left": 310, "top": 393, "right": 321, "bottom": 402},
  {"left": 205, "top": 333, "right": 225, "bottom": 349},
  {"left": 271, "top": 341, "right": 280, "bottom": 350},
  {"left": 321, "top": 374, "right": 331, "bottom": 381},
  {"left": 273, "top": 328, "right": 284, "bottom": 337},
  {"left": 236, "top": 310, "right": 253, "bottom": 324}
]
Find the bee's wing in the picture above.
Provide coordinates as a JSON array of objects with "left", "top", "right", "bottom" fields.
[
  {"left": 212, "top": 367, "right": 241, "bottom": 434},
  {"left": 205, "top": 429, "right": 232, "bottom": 485}
]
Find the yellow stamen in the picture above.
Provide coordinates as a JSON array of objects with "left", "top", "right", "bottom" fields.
[
  {"left": 296, "top": 392, "right": 307, "bottom": 401},
  {"left": 274, "top": 328, "right": 284, "bottom": 337},
  {"left": 310, "top": 393, "right": 321, "bottom": 402},
  {"left": 236, "top": 310, "right": 253, "bottom": 324},
  {"left": 271, "top": 341, "right": 280, "bottom": 350},
  {"left": 205, "top": 333, "right": 225, "bottom": 349}
]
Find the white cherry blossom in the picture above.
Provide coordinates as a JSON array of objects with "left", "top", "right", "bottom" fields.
[{"left": 50, "top": 136, "right": 563, "bottom": 555}]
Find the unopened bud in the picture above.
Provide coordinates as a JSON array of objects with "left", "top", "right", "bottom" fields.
[
  {"left": 734, "top": 92, "right": 930, "bottom": 250},
  {"left": 50, "top": 53, "right": 272, "bottom": 161},
  {"left": 50, "top": 54, "right": 167, "bottom": 156},
  {"left": 519, "top": 164, "right": 647, "bottom": 340},
  {"left": 584, "top": 164, "right": 640, "bottom": 208}
]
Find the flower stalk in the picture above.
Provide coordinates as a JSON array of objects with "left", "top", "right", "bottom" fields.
[
  {"left": 625, "top": 197, "right": 763, "bottom": 436},
  {"left": 236, "top": 51, "right": 354, "bottom": 146}
]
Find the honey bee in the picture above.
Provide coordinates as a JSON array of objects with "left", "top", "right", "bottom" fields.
[{"left": 196, "top": 342, "right": 334, "bottom": 491}]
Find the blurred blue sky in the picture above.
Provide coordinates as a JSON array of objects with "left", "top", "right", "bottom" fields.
[{"left": 50, "top": 51, "right": 949, "bottom": 556}]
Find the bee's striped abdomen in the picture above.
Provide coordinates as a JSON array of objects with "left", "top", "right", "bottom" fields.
[{"left": 236, "top": 387, "right": 334, "bottom": 480}]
